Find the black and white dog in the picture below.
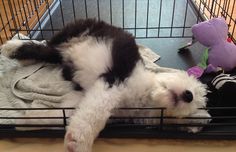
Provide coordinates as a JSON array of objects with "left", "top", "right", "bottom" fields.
[{"left": 1, "top": 19, "right": 210, "bottom": 152}]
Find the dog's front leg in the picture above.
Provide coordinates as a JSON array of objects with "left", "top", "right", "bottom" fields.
[{"left": 64, "top": 79, "right": 123, "bottom": 152}]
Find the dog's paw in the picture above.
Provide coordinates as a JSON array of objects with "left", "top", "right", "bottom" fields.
[
  {"left": 185, "top": 110, "right": 211, "bottom": 133},
  {"left": 0, "top": 39, "right": 25, "bottom": 58},
  {"left": 64, "top": 130, "right": 92, "bottom": 152},
  {"left": 65, "top": 131, "right": 79, "bottom": 152},
  {"left": 64, "top": 125, "right": 93, "bottom": 152}
]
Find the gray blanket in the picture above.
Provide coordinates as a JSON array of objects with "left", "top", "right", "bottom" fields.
[{"left": 0, "top": 58, "right": 74, "bottom": 124}]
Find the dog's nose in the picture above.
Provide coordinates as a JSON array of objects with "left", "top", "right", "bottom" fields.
[{"left": 182, "top": 90, "right": 193, "bottom": 103}]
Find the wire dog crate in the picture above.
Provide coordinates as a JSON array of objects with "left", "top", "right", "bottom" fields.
[{"left": 0, "top": 0, "right": 236, "bottom": 139}]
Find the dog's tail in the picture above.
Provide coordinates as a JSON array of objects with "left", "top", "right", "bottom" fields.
[{"left": 2, "top": 40, "right": 63, "bottom": 64}]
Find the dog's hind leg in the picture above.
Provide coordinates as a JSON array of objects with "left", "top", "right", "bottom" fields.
[
  {"left": 1, "top": 39, "right": 62, "bottom": 64},
  {"left": 64, "top": 79, "right": 124, "bottom": 152}
]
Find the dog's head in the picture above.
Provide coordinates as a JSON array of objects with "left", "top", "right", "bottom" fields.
[{"left": 150, "top": 70, "right": 207, "bottom": 118}]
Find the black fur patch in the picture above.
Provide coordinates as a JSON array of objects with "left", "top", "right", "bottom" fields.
[
  {"left": 62, "top": 61, "right": 83, "bottom": 91},
  {"left": 89, "top": 21, "right": 141, "bottom": 85},
  {"left": 62, "top": 61, "right": 75, "bottom": 81},
  {"left": 73, "top": 83, "right": 83, "bottom": 91},
  {"left": 108, "top": 33, "right": 140, "bottom": 84},
  {"left": 12, "top": 42, "right": 62, "bottom": 64},
  {"left": 101, "top": 36, "right": 140, "bottom": 85},
  {"left": 49, "top": 19, "right": 97, "bottom": 46}
]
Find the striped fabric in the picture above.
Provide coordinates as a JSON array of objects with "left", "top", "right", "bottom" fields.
[{"left": 211, "top": 73, "right": 236, "bottom": 89}]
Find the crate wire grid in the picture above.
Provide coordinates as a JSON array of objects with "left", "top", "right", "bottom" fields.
[
  {"left": 19, "top": 0, "right": 198, "bottom": 40},
  {"left": 0, "top": 0, "right": 55, "bottom": 43},
  {"left": 0, "top": 0, "right": 236, "bottom": 139},
  {"left": 0, "top": 0, "right": 235, "bottom": 43}
]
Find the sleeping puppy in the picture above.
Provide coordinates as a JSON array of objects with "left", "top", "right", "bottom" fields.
[{"left": 1, "top": 19, "right": 210, "bottom": 152}]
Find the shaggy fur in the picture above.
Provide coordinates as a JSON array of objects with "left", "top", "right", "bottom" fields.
[{"left": 1, "top": 19, "right": 210, "bottom": 152}]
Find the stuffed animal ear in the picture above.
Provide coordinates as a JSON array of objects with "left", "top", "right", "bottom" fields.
[
  {"left": 192, "top": 20, "right": 216, "bottom": 47},
  {"left": 192, "top": 17, "right": 228, "bottom": 47},
  {"left": 212, "top": 17, "right": 228, "bottom": 39}
]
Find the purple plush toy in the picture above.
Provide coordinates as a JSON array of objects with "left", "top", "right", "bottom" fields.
[{"left": 192, "top": 17, "right": 236, "bottom": 73}]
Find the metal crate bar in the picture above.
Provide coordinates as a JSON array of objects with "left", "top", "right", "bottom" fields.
[{"left": 0, "top": 107, "right": 236, "bottom": 138}]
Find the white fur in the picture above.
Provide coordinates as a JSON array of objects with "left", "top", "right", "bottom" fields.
[
  {"left": 65, "top": 79, "right": 124, "bottom": 152},
  {"left": 63, "top": 62, "right": 210, "bottom": 152},
  {"left": 58, "top": 37, "right": 113, "bottom": 90},
  {"left": 1, "top": 39, "right": 211, "bottom": 152}
]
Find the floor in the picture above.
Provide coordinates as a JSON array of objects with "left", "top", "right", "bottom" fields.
[{"left": 1, "top": 138, "right": 236, "bottom": 152}]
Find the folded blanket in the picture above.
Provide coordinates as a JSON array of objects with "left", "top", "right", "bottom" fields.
[{"left": 12, "top": 63, "right": 73, "bottom": 106}]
